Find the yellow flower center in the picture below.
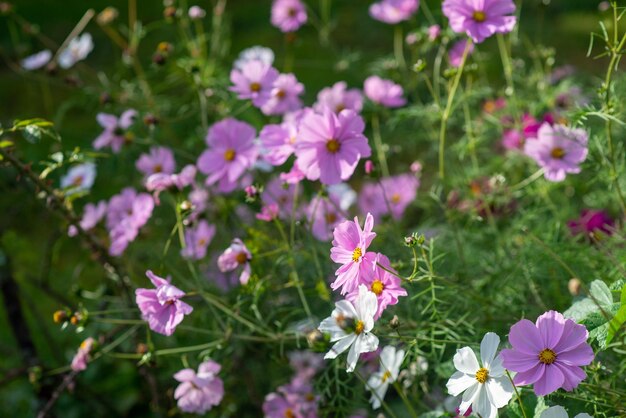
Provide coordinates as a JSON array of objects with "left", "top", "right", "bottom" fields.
[
  {"left": 354, "top": 320, "right": 364, "bottom": 335},
  {"left": 473, "top": 11, "right": 486, "bottom": 22},
  {"left": 538, "top": 348, "right": 557, "bottom": 365},
  {"left": 284, "top": 408, "right": 295, "bottom": 418},
  {"left": 352, "top": 247, "right": 362, "bottom": 262},
  {"left": 381, "top": 370, "right": 392, "bottom": 383},
  {"left": 198, "top": 238, "right": 207, "bottom": 246},
  {"left": 371, "top": 279, "right": 384, "bottom": 296},
  {"left": 325, "top": 213, "right": 337, "bottom": 224},
  {"left": 153, "top": 164, "right": 162, "bottom": 173},
  {"left": 550, "top": 147, "right": 565, "bottom": 159},
  {"left": 250, "top": 82, "right": 261, "bottom": 92},
  {"left": 235, "top": 252, "right": 248, "bottom": 264},
  {"left": 326, "top": 139, "right": 341, "bottom": 153},
  {"left": 475, "top": 367, "right": 489, "bottom": 384},
  {"left": 391, "top": 193, "right": 401, "bottom": 204},
  {"left": 224, "top": 148, "right": 236, "bottom": 161}
]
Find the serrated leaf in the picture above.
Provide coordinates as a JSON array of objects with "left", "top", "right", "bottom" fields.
[
  {"left": 589, "top": 280, "right": 613, "bottom": 306},
  {"left": 606, "top": 284, "right": 626, "bottom": 345},
  {"left": 564, "top": 280, "right": 613, "bottom": 322}
]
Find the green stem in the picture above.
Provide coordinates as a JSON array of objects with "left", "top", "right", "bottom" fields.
[
  {"left": 506, "top": 371, "right": 528, "bottom": 418},
  {"left": 394, "top": 25, "right": 407, "bottom": 71},
  {"left": 372, "top": 113, "right": 390, "bottom": 178}
]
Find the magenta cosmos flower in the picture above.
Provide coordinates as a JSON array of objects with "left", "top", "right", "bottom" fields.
[
  {"left": 369, "top": 0, "right": 419, "bottom": 24},
  {"left": 230, "top": 59, "right": 279, "bottom": 107},
  {"left": 136, "top": 146, "right": 176, "bottom": 176},
  {"left": 501, "top": 311, "right": 594, "bottom": 396},
  {"left": 330, "top": 213, "right": 377, "bottom": 295},
  {"left": 567, "top": 209, "right": 614, "bottom": 239},
  {"left": 197, "top": 118, "right": 259, "bottom": 193},
  {"left": 174, "top": 360, "right": 224, "bottom": 414},
  {"left": 93, "top": 109, "right": 137, "bottom": 153},
  {"left": 314, "top": 81, "right": 363, "bottom": 114},
  {"left": 271, "top": 0, "right": 307, "bottom": 33},
  {"left": 347, "top": 253, "right": 407, "bottom": 319},
  {"left": 295, "top": 109, "right": 371, "bottom": 185},
  {"left": 181, "top": 219, "right": 216, "bottom": 260},
  {"left": 261, "top": 73, "right": 305, "bottom": 116},
  {"left": 135, "top": 270, "right": 193, "bottom": 336},
  {"left": 524, "top": 123, "right": 588, "bottom": 182},
  {"left": 442, "top": 0, "right": 517, "bottom": 44},
  {"left": 217, "top": 238, "right": 252, "bottom": 285},
  {"left": 364, "top": 76, "right": 406, "bottom": 108}
]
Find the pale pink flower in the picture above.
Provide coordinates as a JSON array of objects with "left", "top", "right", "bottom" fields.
[
  {"left": 181, "top": 220, "right": 216, "bottom": 260},
  {"left": 217, "top": 239, "right": 252, "bottom": 285},
  {"left": 271, "top": 0, "right": 308, "bottom": 33},
  {"left": 230, "top": 59, "right": 279, "bottom": 107},
  {"left": 364, "top": 76, "right": 406, "bottom": 108},
  {"left": 136, "top": 146, "right": 176, "bottom": 176},
  {"left": 71, "top": 337, "right": 95, "bottom": 372},
  {"left": 369, "top": 0, "right": 419, "bottom": 24},
  {"left": 314, "top": 81, "right": 363, "bottom": 114},
  {"left": 93, "top": 109, "right": 137, "bottom": 153},
  {"left": 174, "top": 360, "right": 224, "bottom": 414}
]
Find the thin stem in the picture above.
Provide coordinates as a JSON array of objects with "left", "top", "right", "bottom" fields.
[
  {"left": 371, "top": 113, "right": 390, "bottom": 178},
  {"left": 506, "top": 371, "right": 528, "bottom": 418},
  {"left": 394, "top": 25, "right": 407, "bottom": 71},
  {"left": 496, "top": 34, "right": 520, "bottom": 120}
]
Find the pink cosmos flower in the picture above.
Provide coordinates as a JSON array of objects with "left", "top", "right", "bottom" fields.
[
  {"left": 181, "top": 220, "right": 216, "bottom": 260},
  {"left": 442, "top": 0, "right": 517, "bottom": 44},
  {"left": 217, "top": 238, "right": 252, "bottom": 285},
  {"left": 330, "top": 213, "right": 377, "bottom": 295},
  {"left": 262, "top": 177, "right": 301, "bottom": 220},
  {"left": 188, "top": 5, "right": 206, "bottom": 20},
  {"left": 174, "top": 360, "right": 224, "bottom": 414},
  {"left": 271, "top": 0, "right": 307, "bottom": 33},
  {"left": 314, "top": 81, "right": 363, "bottom": 114},
  {"left": 135, "top": 270, "right": 193, "bottom": 336},
  {"left": 136, "top": 146, "right": 176, "bottom": 176},
  {"left": 448, "top": 39, "right": 474, "bottom": 67},
  {"left": 230, "top": 60, "right": 279, "bottom": 107},
  {"left": 280, "top": 161, "right": 307, "bottom": 184},
  {"left": 256, "top": 203, "right": 280, "bottom": 222},
  {"left": 501, "top": 311, "right": 594, "bottom": 396},
  {"left": 92, "top": 109, "right": 137, "bottom": 153},
  {"left": 369, "top": 0, "right": 419, "bottom": 24},
  {"left": 307, "top": 194, "right": 347, "bottom": 241},
  {"left": 68, "top": 200, "right": 107, "bottom": 237},
  {"left": 71, "top": 337, "right": 95, "bottom": 372},
  {"left": 60, "top": 162, "right": 97, "bottom": 195},
  {"left": 567, "top": 210, "right": 614, "bottom": 239},
  {"left": 197, "top": 118, "right": 259, "bottom": 193},
  {"left": 289, "top": 351, "right": 324, "bottom": 381},
  {"left": 428, "top": 24, "right": 441, "bottom": 41},
  {"left": 106, "top": 188, "right": 154, "bottom": 256},
  {"left": 295, "top": 109, "right": 371, "bottom": 185},
  {"left": 347, "top": 253, "right": 407, "bottom": 319},
  {"left": 263, "top": 380, "right": 319, "bottom": 418},
  {"left": 501, "top": 129, "right": 524, "bottom": 151},
  {"left": 359, "top": 174, "right": 419, "bottom": 221},
  {"left": 260, "top": 109, "right": 311, "bottom": 166},
  {"left": 261, "top": 73, "right": 305, "bottom": 115},
  {"left": 364, "top": 76, "right": 406, "bottom": 108},
  {"left": 524, "top": 123, "right": 588, "bottom": 182}
]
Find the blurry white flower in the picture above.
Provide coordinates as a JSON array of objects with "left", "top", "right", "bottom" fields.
[
  {"left": 234, "top": 46, "right": 274, "bottom": 70},
  {"left": 188, "top": 5, "right": 206, "bottom": 19},
  {"left": 61, "top": 162, "right": 96, "bottom": 194},
  {"left": 58, "top": 33, "right": 94, "bottom": 69},
  {"left": 21, "top": 50, "right": 52, "bottom": 70},
  {"left": 327, "top": 183, "right": 357, "bottom": 211},
  {"left": 541, "top": 406, "right": 593, "bottom": 418},
  {"left": 367, "top": 346, "right": 405, "bottom": 409}
]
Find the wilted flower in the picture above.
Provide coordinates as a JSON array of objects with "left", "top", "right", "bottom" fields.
[
  {"left": 364, "top": 76, "right": 406, "bottom": 108},
  {"left": 442, "top": 0, "right": 516, "bottom": 44},
  {"left": 318, "top": 285, "right": 379, "bottom": 372},
  {"left": 21, "top": 49, "right": 52, "bottom": 70},
  {"left": 367, "top": 346, "right": 405, "bottom": 409},
  {"left": 501, "top": 310, "right": 594, "bottom": 396},
  {"left": 58, "top": 33, "right": 94, "bottom": 68},
  {"left": 92, "top": 109, "right": 137, "bottom": 153},
  {"left": 174, "top": 360, "right": 224, "bottom": 414},
  {"left": 135, "top": 270, "right": 193, "bottom": 336},
  {"left": 271, "top": 0, "right": 307, "bottom": 33},
  {"left": 61, "top": 162, "right": 96, "bottom": 195},
  {"left": 217, "top": 238, "right": 252, "bottom": 285},
  {"left": 369, "top": 0, "right": 419, "bottom": 24},
  {"left": 314, "top": 81, "right": 363, "bottom": 114},
  {"left": 136, "top": 146, "right": 176, "bottom": 176}
]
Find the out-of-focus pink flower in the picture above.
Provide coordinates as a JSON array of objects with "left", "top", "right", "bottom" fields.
[
  {"left": 256, "top": 203, "right": 280, "bottom": 222},
  {"left": 443, "top": 0, "right": 516, "bottom": 44},
  {"left": 260, "top": 109, "right": 311, "bottom": 166},
  {"left": 567, "top": 209, "right": 614, "bottom": 239},
  {"left": 71, "top": 337, "right": 95, "bottom": 372},
  {"left": 61, "top": 162, "right": 97, "bottom": 195},
  {"left": 369, "top": 0, "right": 419, "bottom": 24},
  {"left": 197, "top": 118, "right": 258, "bottom": 193},
  {"left": 181, "top": 220, "right": 216, "bottom": 260},
  {"left": 428, "top": 24, "right": 441, "bottom": 41},
  {"left": 106, "top": 188, "right": 154, "bottom": 256},
  {"left": 93, "top": 110, "right": 137, "bottom": 153},
  {"left": 271, "top": 0, "right": 307, "bottom": 33},
  {"left": 174, "top": 360, "right": 224, "bottom": 414},
  {"left": 230, "top": 60, "right": 279, "bottom": 107},
  {"left": 262, "top": 177, "right": 301, "bottom": 220},
  {"left": 289, "top": 351, "right": 324, "bottom": 381},
  {"left": 136, "top": 146, "right": 176, "bottom": 176},
  {"left": 359, "top": 174, "right": 419, "bottom": 221},
  {"left": 307, "top": 194, "right": 347, "bottom": 241},
  {"left": 501, "top": 129, "right": 524, "bottom": 151},
  {"left": 261, "top": 73, "right": 305, "bottom": 115},
  {"left": 188, "top": 5, "right": 206, "bottom": 19},
  {"left": 314, "top": 81, "right": 363, "bottom": 114},
  {"left": 217, "top": 239, "right": 252, "bottom": 285},
  {"left": 295, "top": 109, "right": 371, "bottom": 185},
  {"left": 364, "top": 76, "right": 406, "bottom": 108},
  {"left": 280, "top": 161, "right": 307, "bottom": 184},
  {"left": 135, "top": 270, "right": 193, "bottom": 336},
  {"left": 68, "top": 200, "right": 107, "bottom": 237},
  {"left": 364, "top": 160, "right": 374, "bottom": 174},
  {"left": 448, "top": 39, "right": 474, "bottom": 67}
]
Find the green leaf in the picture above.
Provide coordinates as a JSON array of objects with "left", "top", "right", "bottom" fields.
[
  {"left": 13, "top": 118, "right": 54, "bottom": 129},
  {"left": 589, "top": 280, "right": 613, "bottom": 306},
  {"left": 22, "top": 125, "right": 42, "bottom": 143},
  {"left": 564, "top": 280, "right": 613, "bottom": 322},
  {"left": 606, "top": 284, "right": 626, "bottom": 345},
  {"left": 0, "top": 140, "right": 13, "bottom": 148},
  {"left": 533, "top": 396, "right": 548, "bottom": 418}
]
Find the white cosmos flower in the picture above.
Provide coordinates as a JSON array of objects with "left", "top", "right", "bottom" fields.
[
  {"left": 446, "top": 332, "right": 513, "bottom": 418},
  {"left": 541, "top": 406, "right": 592, "bottom": 418},
  {"left": 58, "top": 33, "right": 94, "bottom": 69},
  {"left": 21, "top": 49, "right": 52, "bottom": 70},
  {"left": 318, "top": 284, "right": 379, "bottom": 372},
  {"left": 61, "top": 162, "right": 96, "bottom": 194},
  {"left": 366, "top": 345, "right": 405, "bottom": 409},
  {"left": 233, "top": 46, "right": 275, "bottom": 70}
]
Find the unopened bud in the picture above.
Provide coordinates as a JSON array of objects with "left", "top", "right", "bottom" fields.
[
  {"left": 53, "top": 310, "right": 67, "bottom": 324},
  {"left": 389, "top": 315, "right": 400, "bottom": 329},
  {"left": 568, "top": 278, "right": 582, "bottom": 296}
]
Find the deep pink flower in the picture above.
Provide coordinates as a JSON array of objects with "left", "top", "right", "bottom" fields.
[
  {"left": 501, "top": 311, "right": 594, "bottom": 396},
  {"left": 567, "top": 209, "right": 614, "bottom": 238},
  {"left": 217, "top": 239, "right": 252, "bottom": 285},
  {"left": 330, "top": 213, "right": 377, "bottom": 295},
  {"left": 307, "top": 194, "right": 347, "bottom": 241},
  {"left": 135, "top": 270, "right": 193, "bottom": 336},
  {"left": 524, "top": 123, "right": 588, "bottom": 182},
  {"left": 428, "top": 24, "right": 441, "bottom": 41},
  {"left": 93, "top": 110, "right": 137, "bottom": 153},
  {"left": 442, "top": 0, "right": 517, "bottom": 44},
  {"left": 197, "top": 118, "right": 258, "bottom": 193},
  {"left": 271, "top": 0, "right": 307, "bottom": 33},
  {"left": 106, "top": 188, "right": 154, "bottom": 256},
  {"left": 230, "top": 60, "right": 279, "bottom": 107},
  {"left": 71, "top": 337, "right": 95, "bottom": 372},
  {"left": 501, "top": 129, "right": 524, "bottom": 151},
  {"left": 346, "top": 253, "right": 407, "bottom": 319},
  {"left": 181, "top": 220, "right": 216, "bottom": 260},
  {"left": 136, "top": 146, "right": 176, "bottom": 176},
  {"left": 369, "top": 0, "right": 419, "bottom": 24},
  {"left": 260, "top": 109, "right": 311, "bottom": 166},
  {"left": 448, "top": 39, "right": 474, "bottom": 67},
  {"left": 364, "top": 76, "right": 406, "bottom": 108},
  {"left": 262, "top": 73, "right": 305, "bottom": 115},
  {"left": 314, "top": 81, "right": 363, "bottom": 114},
  {"left": 295, "top": 109, "right": 371, "bottom": 185},
  {"left": 68, "top": 200, "right": 107, "bottom": 237},
  {"left": 174, "top": 360, "right": 224, "bottom": 414}
]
